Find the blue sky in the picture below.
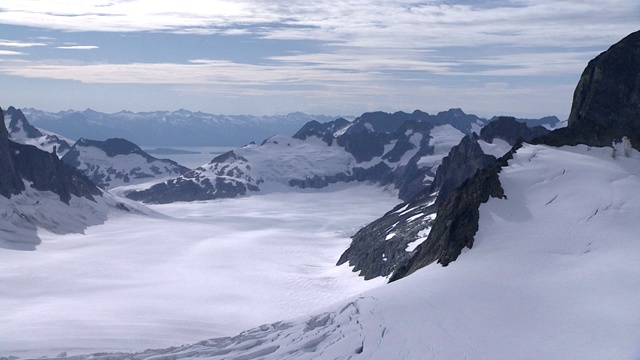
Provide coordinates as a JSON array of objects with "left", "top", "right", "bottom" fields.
[{"left": 0, "top": 1, "right": 637, "bottom": 118}]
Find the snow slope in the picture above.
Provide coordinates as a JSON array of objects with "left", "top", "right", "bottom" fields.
[
  {"left": 62, "top": 138, "right": 189, "bottom": 189},
  {"left": 0, "top": 185, "right": 398, "bottom": 358},
  {"left": 33, "top": 142, "right": 640, "bottom": 359},
  {"left": 0, "top": 181, "right": 155, "bottom": 250},
  {"left": 126, "top": 123, "right": 465, "bottom": 204}
]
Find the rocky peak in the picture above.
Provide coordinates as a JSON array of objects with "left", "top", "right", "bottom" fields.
[
  {"left": 543, "top": 30, "right": 640, "bottom": 148},
  {"left": 0, "top": 106, "right": 101, "bottom": 203},
  {"left": 0, "top": 107, "right": 24, "bottom": 198},
  {"left": 480, "top": 116, "right": 550, "bottom": 145},
  {"left": 75, "top": 138, "right": 142, "bottom": 157},
  {"left": 6, "top": 106, "right": 43, "bottom": 138},
  {"left": 430, "top": 134, "right": 496, "bottom": 206}
]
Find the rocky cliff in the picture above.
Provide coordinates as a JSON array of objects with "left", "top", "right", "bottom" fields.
[
  {"left": 389, "top": 30, "right": 640, "bottom": 282},
  {"left": 62, "top": 138, "right": 189, "bottom": 189},
  {"left": 539, "top": 30, "right": 640, "bottom": 148},
  {"left": 4, "top": 106, "right": 71, "bottom": 156},
  {"left": 336, "top": 114, "right": 548, "bottom": 280}
]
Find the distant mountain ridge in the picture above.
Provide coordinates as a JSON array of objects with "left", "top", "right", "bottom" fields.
[
  {"left": 22, "top": 108, "right": 348, "bottom": 146},
  {"left": 61, "top": 138, "right": 189, "bottom": 189},
  {"left": 124, "top": 108, "right": 560, "bottom": 204},
  {"left": 0, "top": 106, "right": 151, "bottom": 250},
  {"left": 22, "top": 107, "right": 561, "bottom": 147},
  {"left": 4, "top": 106, "right": 72, "bottom": 156}
]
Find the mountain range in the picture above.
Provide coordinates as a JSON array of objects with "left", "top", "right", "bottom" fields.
[
  {"left": 1, "top": 28, "right": 638, "bottom": 360},
  {"left": 21, "top": 107, "right": 561, "bottom": 147},
  {"left": 22, "top": 109, "right": 346, "bottom": 147}
]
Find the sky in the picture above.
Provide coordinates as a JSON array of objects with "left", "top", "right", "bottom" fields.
[{"left": 0, "top": 1, "right": 637, "bottom": 118}]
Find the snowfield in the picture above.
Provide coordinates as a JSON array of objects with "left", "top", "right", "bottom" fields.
[
  {"left": 0, "top": 184, "right": 398, "bottom": 358},
  {"left": 9, "top": 142, "right": 640, "bottom": 360}
]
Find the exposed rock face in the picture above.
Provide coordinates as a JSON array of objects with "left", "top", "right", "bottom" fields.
[
  {"left": 4, "top": 106, "right": 71, "bottom": 156},
  {"left": 126, "top": 151, "right": 261, "bottom": 203},
  {"left": 479, "top": 116, "right": 550, "bottom": 146},
  {"left": 541, "top": 30, "right": 640, "bottom": 148},
  {"left": 389, "top": 30, "right": 640, "bottom": 282},
  {"left": 337, "top": 117, "right": 546, "bottom": 280},
  {"left": 0, "top": 108, "right": 24, "bottom": 198},
  {"left": 389, "top": 147, "right": 515, "bottom": 281},
  {"left": 430, "top": 135, "right": 497, "bottom": 206},
  {"left": 292, "top": 118, "right": 351, "bottom": 143},
  {"left": 488, "top": 115, "right": 561, "bottom": 129},
  {"left": 62, "top": 138, "right": 189, "bottom": 189},
  {"left": 6, "top": 106, "right": 42, "bottom": 138},
  {"left": 0, "top": 107, "right": 101, "bottom": 204}
]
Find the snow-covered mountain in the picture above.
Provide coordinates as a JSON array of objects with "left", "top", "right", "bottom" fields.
[
  {"left": 27, "top": 29, "right": 640, "bottom": 360},
  {"left": 124, "top": 109, "right": 483, "bottom": 204},
  {"left": 3, "top": 106, "right": 72, "bottom": 157},
  {"left": 22, "top": 108, "right": 347, "bottom": 146},
  {"left": 27, "top": 141, "right": 640, "bottom": 360},
  {"left": 123, "top": 109, "right": 561, "bottom": 204},
  {"left": 4, "top": 27, "right": 640, "bottom": 360},
  {"left": 0, "top": 107, "right": 154, "bottom": 250},
  {"left": 61, "top": 138, "right": 189, "bottom": 189},
  {"left": 338, "top": 116, "right": 550, "bottom": 279}
]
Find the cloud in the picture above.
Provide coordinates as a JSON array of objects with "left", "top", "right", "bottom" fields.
[
  {"left": 0, "top": 39, "right": 46, "bottom": 47},
  {"left": 0, "top": 0, "right": 635, "bottom": 49},
  {"left": 0, "top": 50, "right": 24, "bottom": 55},
  {"left": 57, "top": 45, "right": 99, "bottom": 50}
]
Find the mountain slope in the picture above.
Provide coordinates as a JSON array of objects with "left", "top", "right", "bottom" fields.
[
  {"left": 338, "top": 116, "right": 549, "bottom": 279},
  {"left": 23, "top": 108, "right": 344, "bottom": 146},
  {"left": 61, "top": 138, "right": 189, "bottom": 189},
  {"left": 0, "top": 106, "right": 154, "bottom": 250},
  {"left": 4, "top": 106, "right": 71, "bottom": 157},
  {"left": 125, "top": 120, "right": 467, "bottom": 204},
  {"left": 31, "top": 142, "right": 640, "bottom": 360}
]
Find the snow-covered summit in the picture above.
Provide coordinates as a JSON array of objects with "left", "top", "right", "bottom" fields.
[
  {"left": 125, "top": 119, "right": 468, "bottom": 204},
  {"left": 0, "top": 106, "right": 155, "bottom": 250},
  {"left": 3, "top": 106, "right": 71, "bottom": 157},
  {"left": 26, "top": 142, "right": 640, "bottom": 360},
  {"left": 61, "top": 138, "right": 189, "bottom": 189}
]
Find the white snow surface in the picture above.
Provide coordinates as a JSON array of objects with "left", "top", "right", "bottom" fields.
[
  {"left": 4, "top": 114, "right": 72, "bottom": 157},
  {"left": 417, "top": 124, "right": 465, "bottom": 170},
  {"left": 0, "top": 184, "right": 398, "bottom": 358},
  {"left": 27, "top": 142, "right": 640, "bottom": 360},
  {"left": 478, "top": 138, "right": 512, "bottom": 158},
  {"left": 0, "top": 182, "right": 153, "bottom": 250},
  {"left": 72, "top": 145, "right": 185, "bottom": 189}
]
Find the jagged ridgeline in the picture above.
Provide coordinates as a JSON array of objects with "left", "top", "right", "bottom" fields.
[
  {"left": 124, "top": 109, "right": 559, "bottom": 204},
  {"left": 338, "top": 117, "right": 551, "bottom": 279},
  {"left": 389, "top": 29, "right": 640, "bottom": 282},
  {"left": 0, "top": 106, "right": 156, "bottom": 250}
]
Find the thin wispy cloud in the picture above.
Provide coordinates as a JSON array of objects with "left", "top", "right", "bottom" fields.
[
  {"left": 0, "top": 0, "right": 637, "bottom": 117},
  {"left": 0, "top": 50, "right": 24, "bottom": 56},
  {"left": 0, "top": 39, "right": 46, "bottom": 47},
  {"left": 57, "top": 45, "right": 99, "bottom": 50}
]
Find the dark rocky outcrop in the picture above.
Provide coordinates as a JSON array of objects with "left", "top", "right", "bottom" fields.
[
  {"left": 62, "top": 138, "right": 189, "bottom": 189},
  {"left": 6, "top": 106, "right": 43, "bottom": 138},
  {"left": 0, "top": 107, "right": 101, "bottom": 204},
  {"left": 389, "top": 30, "right": 640, "bottom": 282},
  {"left": 4, "top": 106, "right": 71, "bottom": 156},
  {"left": 126, "top": 151, "right": 260, "bottom": 203},
  {"left": 0, "top": 108, "right": 25, "bottom": 198},
  {"left": 489, "top": 115, "right": 561, "bottom": 129},
  {"left": 337, "top": 134, "right": 494, "bottom": 279},
  {"left": 336, "top": 116, "right": 550, "bottom": 280},
  {"left": 480, "top": 116, "right": 550, "bottom": 146},
  {"left": 292, "top": 118, "right": 351, "bottom": 144},
  {"left": 389, "top": 146, "right": 516, "bottom": 281},
  {"left": 536, "top": 30, "right": 640, "bottom": 149},
  {"left": 431, "top": 135, "right": 497, "bottom": 206}
]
